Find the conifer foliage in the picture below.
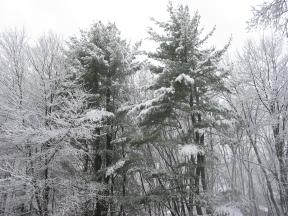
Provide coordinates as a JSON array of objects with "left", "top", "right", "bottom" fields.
[
  {"left": 129, "top": 4, "right": 229, "bottom": 215},
  {"left": 3, "top": 1, "right": 286, "bottom": 216},
  {"left": 68, "top": 21, "right": 139, "bottom": 215}
]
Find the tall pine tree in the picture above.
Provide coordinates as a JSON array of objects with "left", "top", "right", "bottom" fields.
[
  {"left": 68, "top": 21, "right": 139, "bottom": 216},
  {"left": 133, "top": 3, "right": 229, "bottom": 215}
]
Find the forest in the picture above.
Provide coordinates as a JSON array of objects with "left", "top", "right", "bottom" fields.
[{"left": 0, "top": 0, "right": 288, "bottom": 215}]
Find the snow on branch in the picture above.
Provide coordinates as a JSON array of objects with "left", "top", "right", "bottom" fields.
[
  {"left": 215, "top": 206, "right": 243, "bottom": 216},
  {"left": 175, "top": 73, "right": 194, "bottom": 86},
  {"left": 179, "top": 144, "right": 204, "bottom": 157},
  {"left": 106, "top": 159, "right": 126, "bottom": 177},
  {"left": 85, "top": 109, "right": 114, "bottom": 122},
  {"left": 111, "top": 137, "right": 127, "bottom": 145}
]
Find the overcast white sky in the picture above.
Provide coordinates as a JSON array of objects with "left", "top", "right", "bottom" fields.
[{"left": 0, "top": 0, "right": 263, "bottom": 49}]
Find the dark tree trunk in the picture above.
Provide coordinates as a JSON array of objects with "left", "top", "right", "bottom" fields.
[
  {"left": 273, "top": 123, "right": 288, "bottom": 214},
  {"left": 43, "top": 161, "right": 50, "bottom": 216},
  {"left": 93, "top": 127, "right": 108, "bottom": 216}
]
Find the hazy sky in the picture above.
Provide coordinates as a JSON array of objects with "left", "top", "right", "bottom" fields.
[{"left": 0, "top": 0, "right": 263, "bottom": 49}]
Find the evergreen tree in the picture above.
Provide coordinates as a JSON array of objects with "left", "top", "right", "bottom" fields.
[
  {"left": 132, "top": 3, "right": 229, "bottom": 215},
  {"left": 68, "top": 21, "right": 139, "bottom": 215}
]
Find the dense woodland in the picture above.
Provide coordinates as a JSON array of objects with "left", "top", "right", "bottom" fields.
[{"left": 0, "top": 1, "right": 288, "bottom": 215}]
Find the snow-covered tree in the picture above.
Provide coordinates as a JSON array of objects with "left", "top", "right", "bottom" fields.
[
  {"left": 0, "top": 30, "right": 100, "bottom": 216},
  {"left": 250, "top": 0, "right": 288, "bottom": 34},
  {"left": 68, "top": 21, "right": 140, "bottom": 215},
  {"left": 127, "top": 3, "right": 230, "bottom": 215},
  {"left": 232, "top": 34, "right": 288, "bottom": 215}
]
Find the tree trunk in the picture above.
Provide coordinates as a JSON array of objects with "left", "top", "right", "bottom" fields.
[
  {"left": 273, "top": 123, "right": 288, "bottom": 214},
  {"left": 248, "top": 133, "right": 282, "bottom": 216},
  {"left": 93, "top": 128, "right": 108, "bottom": 216},
  {"left": 43, "top": 162, "right": 50, "bottom": 216}
]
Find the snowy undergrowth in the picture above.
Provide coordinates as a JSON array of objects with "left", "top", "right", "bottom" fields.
[
  {"left": 179, "top": 144, "right": 204, "bottom": 157},
  {"left": 214, "top": 206, "right": 243, "bottom": 216}
]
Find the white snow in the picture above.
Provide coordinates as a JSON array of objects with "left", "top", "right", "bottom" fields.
[
  {"left": 175, "top": 45, "right": 184, "bottom": 54},
  {"left": 155, "top": 86, "right": 175, "bottom": 95},
  {"left": 175, "top": 73, "right": 194, "bottom": 85},
  {"left": 117, "top": 104, "right": 133, "bottom": 113},
  {"left": 111, "top": 137, "right": 127, "bottom": 144},
  {"left": 215, "top": 206, "right": 243, "bottom": 216},
  {"left": 106, "top": 160, "right": 126, "bottom": 177},
  {"left": 137, "top": 105, "right": 161, "bottom": 121},
  {"left": 179, "top": 144, "right": 204, "bottom": 157},
  {"left": 127, "top": 92, "right": 166, "bottom": 118},
  {"left": 259, "top": 205, "right": 268, "bottom": 212},
  {"left": 155, "top": 162, "right": 160, "bottom": 169},
  {"left": 85, "top": 109, "right": 114, "bottom": 122},
  {"left": 127, "top": 86, "right": 174, "bottom": 121}
]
